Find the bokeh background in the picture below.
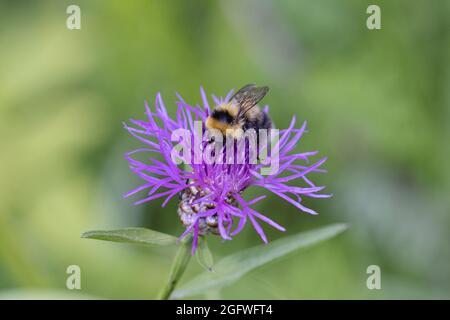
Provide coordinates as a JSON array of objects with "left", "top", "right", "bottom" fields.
[{"left": 0, "top": 0, "right": 449, "bottom": 299}]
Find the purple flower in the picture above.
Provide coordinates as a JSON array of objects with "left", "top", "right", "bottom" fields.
[{"left": 123, "top": 87, "right": 330, "bottom": 253}]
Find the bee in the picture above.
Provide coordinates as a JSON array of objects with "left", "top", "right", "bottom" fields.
[{"left": 205, "top": 84, "right": 272, "bottom": 140}]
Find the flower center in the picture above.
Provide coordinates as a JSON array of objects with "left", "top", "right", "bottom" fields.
[{"left": 177, "top": 184, "right": 236, "bottom": 236}]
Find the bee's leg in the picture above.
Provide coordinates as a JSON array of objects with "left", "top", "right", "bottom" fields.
[
  {"left": 178, "top": 189, "right": 184, "bottom": 200},
  {"left": 208, "top": 136, "right": 215, "bottom": 144},
  {"left": 178, "top": 178, "right": 190, "bottom": 199}
]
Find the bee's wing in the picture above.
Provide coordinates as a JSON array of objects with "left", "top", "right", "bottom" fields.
[
  {"left": 229, "top": 84, "right": 257, "bottom": 102},
  {"left": 230, "top": 84, "right": 269, "bottom": 121}
]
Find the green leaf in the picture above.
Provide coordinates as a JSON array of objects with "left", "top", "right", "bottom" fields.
[
  {"left": 195, "top": 236, "right": 214, "bottom": 272},
  {"left": 81, "top": 227, "right": 178, "bottom": 246},
  {"left": 172, "top": 223, "right": 348, "bottom": 298},
  {"left": 157, "top": 235, "right": 193, "bottom": 300}
]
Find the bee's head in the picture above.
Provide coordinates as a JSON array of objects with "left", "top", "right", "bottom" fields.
[
  {"left": 210, "top": 109, "right": 234, "bottom": 124},
  {"left": 205, "top": 103, "right": 239, "bottom": 134}
]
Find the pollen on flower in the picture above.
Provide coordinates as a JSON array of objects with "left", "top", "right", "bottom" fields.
[{"left": 123, "top": 87, "right": 330, "bottom": 253}]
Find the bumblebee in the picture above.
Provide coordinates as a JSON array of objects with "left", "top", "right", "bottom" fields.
[{"left": 205, "top": 84, "right": 272, "bottom": 139}]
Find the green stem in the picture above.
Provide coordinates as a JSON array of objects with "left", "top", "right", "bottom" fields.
[{"left": 157, "top": 234, "right": 193, "bottom": 300}]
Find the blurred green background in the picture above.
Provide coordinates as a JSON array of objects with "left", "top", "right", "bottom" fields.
[{"left": 0, "top": 0, "right": 449, "bottom": 299}]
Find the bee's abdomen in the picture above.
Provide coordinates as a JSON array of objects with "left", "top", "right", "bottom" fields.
[
  {"left": 243, "top": 111, "right": 272, "bottom": 131},
  {"left": 260, "top": 112, "right": 272, "bottom": 129}
]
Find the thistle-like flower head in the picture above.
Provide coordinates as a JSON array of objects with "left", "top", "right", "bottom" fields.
[{"left": 124, "top": 87, "right": 330, "bottom": 253}]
